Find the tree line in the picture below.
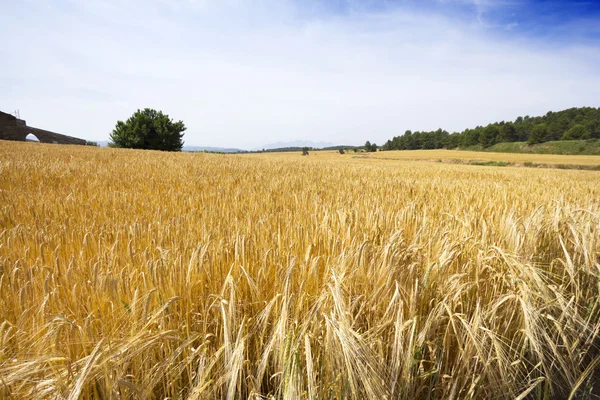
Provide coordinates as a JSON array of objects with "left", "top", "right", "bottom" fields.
[{"left": 381, "top": 107, "right": 600, "bottom": 151}]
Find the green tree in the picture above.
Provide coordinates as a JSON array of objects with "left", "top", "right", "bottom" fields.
[
  {"left": 364, "top": 141, "right": 377, "bottom": 152},
  {"left": 363, "top": 141, "right": 377, "bottom": 152},
  {"left": 528, "top": 123, "right": 547, "bottom": 145},
  {"left": 562, "top": 124, "right": 591, "bottom": 140},
  {"left": 302, "top": 147, "right": 309, "bottom": 156},
  {"left": 500, "top": 123, "right": 518, "bottom": 142},
  {"left": 444, "top": 133, "right": 459, "bottom": 149},
  {"left": 480, "top": 125, "right": 500, "bottom": 148},
  {"left": 110, "top": 108, "right": 186, "bottom": 151}
]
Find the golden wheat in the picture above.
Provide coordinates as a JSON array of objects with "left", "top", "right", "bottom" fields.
[{"left": 1, "top": 141, "right": 599, "bottom": 399}]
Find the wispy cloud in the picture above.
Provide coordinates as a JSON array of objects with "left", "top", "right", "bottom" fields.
[{"left": 1, "top": 0, "right": 599, "bottom": 148}]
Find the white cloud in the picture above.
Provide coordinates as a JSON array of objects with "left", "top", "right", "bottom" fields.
[{"left": 1, "top": 0, "right": 599, "bottom": 148}]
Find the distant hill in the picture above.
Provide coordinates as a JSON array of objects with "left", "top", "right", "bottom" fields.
[
  {"left": 183, "top": 146, "right": 245, "bottom": 153},
  {"left": 252, "top": 145, "right": 359, "bottom": 153},
  {"left": 257, "top": 140, "right": 335, "bottom": 150},
  {"left": 381, "top": 107, "right": 600, "bottom": 151},
  {"left": 94, "top": 141, "right": 245, "bottom": 153},
  {"left": 322, "top": 145, "right": 360, "bottom": 151},
  {"left": 95, "top": 140, "right": 357, "bottom": 153}
]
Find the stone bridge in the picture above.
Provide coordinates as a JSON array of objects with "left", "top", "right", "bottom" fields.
[{"left": 0, "top": 110, "right": 87, "bottom": 145}]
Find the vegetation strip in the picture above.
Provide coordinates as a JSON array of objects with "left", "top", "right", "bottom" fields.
[{"left": 354, "top": 154, "right": 600, "bottom": 170}]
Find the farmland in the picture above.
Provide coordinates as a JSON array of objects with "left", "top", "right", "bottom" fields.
[{"left": 1, "top": 141, "right": 600, "bottom": 399}]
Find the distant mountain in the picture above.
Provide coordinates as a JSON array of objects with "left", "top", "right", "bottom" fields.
[
  {"left": 183, "top": 146, "right": 245, "bottom": 153},
  {"left": 257, "top": 140, "right": 335, "bottom": 150},
  {"left": 93, "top": 140, "right": 349, "bottom": 153},
  {"left": 92, "top": 141, "right": 245, "bottom": 153},
  {"left": 322, "top": 145, "right": 360, "bottom": 151}
]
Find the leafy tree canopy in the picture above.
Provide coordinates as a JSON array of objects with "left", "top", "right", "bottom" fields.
[
  {"left": 110, "top": 108, "right": 186, "bottom": 151},
  {"left": 364, "top": 141, "right": 378, "bottom": 152},
  {"left": 562, "top": 124, "right": 591, "bottom": 140},
  {"left": 528, "top": 123, "right": 547, "bottom": 145},
  {"left": 480, "top": 125, "right": 500, "bottom": 148}
]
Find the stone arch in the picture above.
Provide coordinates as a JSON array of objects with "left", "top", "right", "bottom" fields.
[{"left": 25, "top": 133, "right": 40, "bottom": 142}]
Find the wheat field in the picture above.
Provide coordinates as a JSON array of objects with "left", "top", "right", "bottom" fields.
[
  {"left": 365, "top": 149, "right": 600, "bottom": 165},
  {"left": 1, "top": 141, "right": 600, "bottom": 399}
]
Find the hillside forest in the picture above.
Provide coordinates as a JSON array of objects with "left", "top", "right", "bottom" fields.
[{"left": 381, "top": 107, "right": 600, "bottom": 151}]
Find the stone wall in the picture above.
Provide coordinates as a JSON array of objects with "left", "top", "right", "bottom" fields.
[
  {"left": 0, "top": 112, "right": 24, "bottom": 141},
  {"left": 0, "top": 111, "right": 87, "bottom": 145}
]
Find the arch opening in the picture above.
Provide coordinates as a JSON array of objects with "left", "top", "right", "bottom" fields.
[{"left": 25, "top": 133, "right": 40, "bottom": 142}]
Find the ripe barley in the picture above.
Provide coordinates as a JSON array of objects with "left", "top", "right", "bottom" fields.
[{"left": 0, "top": 141, "right": 599, "bottom": 399}]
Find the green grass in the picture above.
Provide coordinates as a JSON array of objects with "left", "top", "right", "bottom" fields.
[
  {"left": 465, "top": 160, "right": 600, "bottom": 170},
  {"left": 463, "top": 139, "right": 600, "bottom": 155},
  {"left": 469, "top": 160, "right": 511, "bottom": 167}
]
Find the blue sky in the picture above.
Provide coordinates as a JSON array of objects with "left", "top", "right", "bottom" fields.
[{"left": 1, "top": 0, "right": 600, "bottom": 148}]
